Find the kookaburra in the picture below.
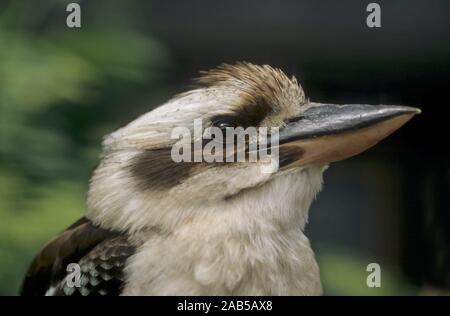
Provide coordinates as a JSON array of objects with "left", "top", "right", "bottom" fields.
[{"left": 20, "top": 63, "right": 419, "bottom": 296}]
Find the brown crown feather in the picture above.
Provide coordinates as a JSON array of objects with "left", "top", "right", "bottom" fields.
[{"left": 195, "top": 62, "right": 306, "bottom": 127}]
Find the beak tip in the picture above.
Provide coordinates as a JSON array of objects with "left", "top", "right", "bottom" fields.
[
  {"left": 400, "top": 106, "right": 421, "bottom": 115},
  {"left": 385, "top": 106, "right": 421, "bottom": 120}
]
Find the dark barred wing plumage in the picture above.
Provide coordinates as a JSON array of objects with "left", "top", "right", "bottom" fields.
[
  {"left": 55, "top": 235, "right": 134, "bottom": 296},
  {"left": 20, "top": 217, "right": 135, "bottom": 296}
]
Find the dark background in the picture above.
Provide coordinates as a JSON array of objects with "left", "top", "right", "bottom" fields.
[{"left": 0, "top": 0, "right": 448, "bottom": 295}]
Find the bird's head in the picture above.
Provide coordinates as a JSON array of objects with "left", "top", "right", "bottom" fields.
[{"left": 87, "top": 63, "right": 420, "bottom": 233}]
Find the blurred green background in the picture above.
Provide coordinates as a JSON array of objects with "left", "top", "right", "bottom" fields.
[
  {"left": 0, "top": 0, "right": 448, "bottom": 295},
  {"left": 0, "top": 0, "right": 171, "bottom": 295}
]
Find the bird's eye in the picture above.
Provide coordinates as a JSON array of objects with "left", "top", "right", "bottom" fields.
[
  {"left": 212, "top": 117, "right": 236, "bottom": 130},
  {"left": 217, "top": 121, "right": 233, "bottom": 129}
]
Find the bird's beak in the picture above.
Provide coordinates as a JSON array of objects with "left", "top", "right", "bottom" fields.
[{"left": 276, "top": 103, "right": 421, "bottom": 169}]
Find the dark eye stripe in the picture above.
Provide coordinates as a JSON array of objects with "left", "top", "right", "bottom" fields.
[{"left": 129, "top": 147, "right": 197, "bottom": 190}]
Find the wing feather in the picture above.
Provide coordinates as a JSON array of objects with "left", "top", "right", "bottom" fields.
[{"left": 20, "top": 217, "right": 134, "bottom": 296}]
